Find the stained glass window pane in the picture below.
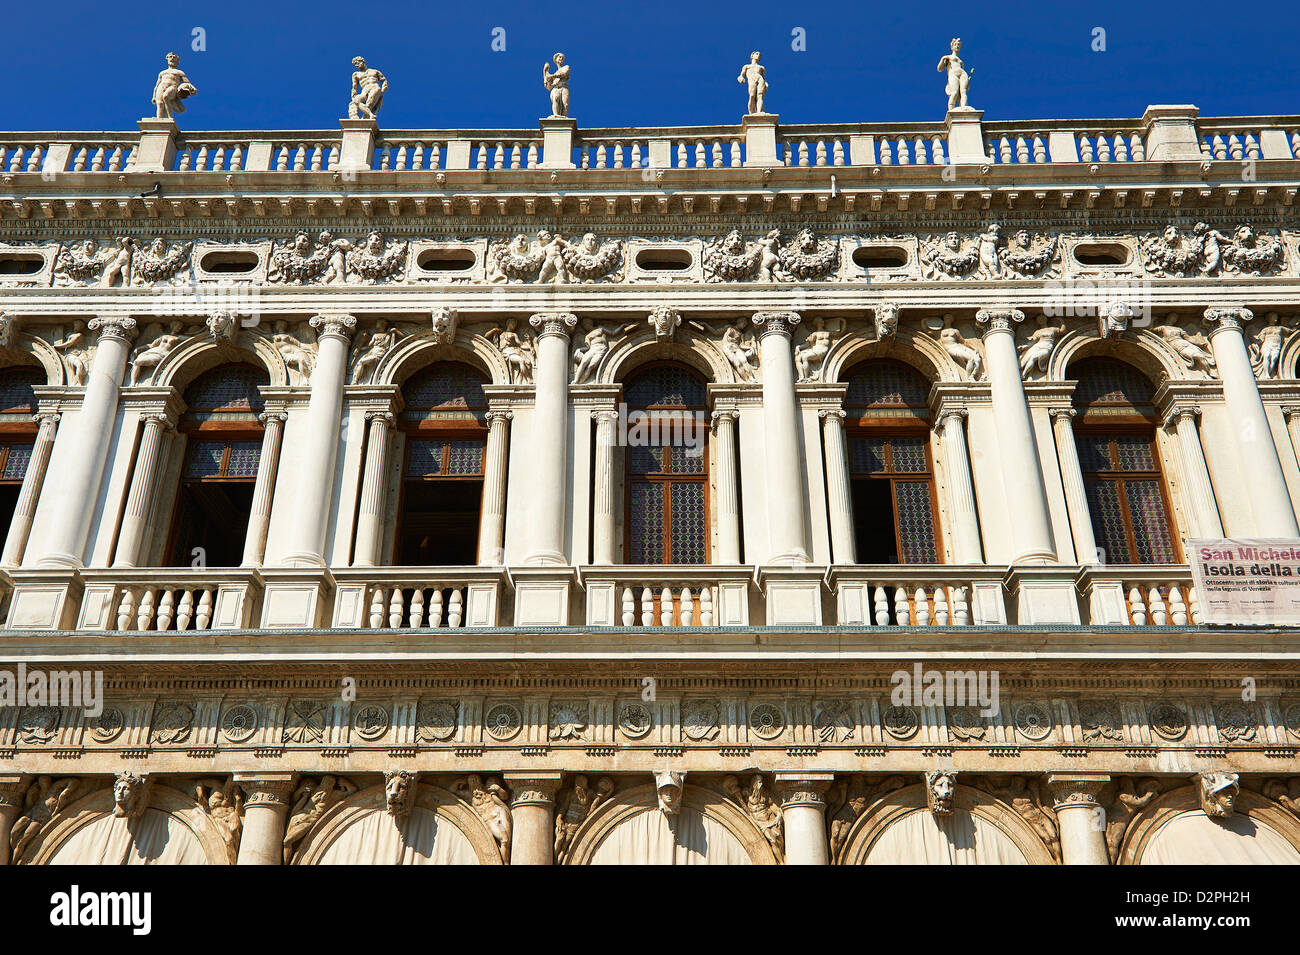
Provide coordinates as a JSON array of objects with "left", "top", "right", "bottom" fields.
[
  {"left": 628, "top": 445, "right": 666, "bottom": 474},
  {"left": 184, "top": 442, "right": 225, "bottom": 477},
  {"left": 1126, "top": 480, "right": 1176, "bottom": 563},
  {"left": 1086, "top": 480, "right": 1129, "bottom": 563},
  {"left": 628, "top": 483, "right": 665, "bottom": 563},
  {"left": 1, "top": 444, "right": 32, "bottom": 480},
  {"left": 406, "top": 441, "right": 444, "bottom": 476},
  {"left": 666, "top": 444, "right": 706, "bottom": 475},
  {"left": 625, "top": 365, "right": 707, "bottom": 408},
  {"left": 849, "top": 438, "right": 888, "bottom": 473},
  {"left": 403, "top": 363, "right": 487, "bottom": 410},
  {"left": 1076, "top": 435, "right": 1113, "bottom": 472},
  {"left": 0, "top": 367, "right": 42, "bottom": 414},
  {"left": 225, "top": 441, "right": 261, "bottom": 478},
  {"left": 894, "top": 482, "right": 938, "bottom": 563},
  {"left": 1112, "top": 435, "right": 1155, "bottom": 472},
  {"left": 446, "top": 440, "right": 485, "bottom": 475},
  {"left": 890, "top": 437, "right": 929, "bottom": 473},
  {"left": 184, "top": 365, "right": 268, "bottom": 412},
  {"left": 1072, "top": 358, "right": 1154, "bottom": 408},
  {"left": 846, "top": 360, "right": 930, "bottom": 407}
]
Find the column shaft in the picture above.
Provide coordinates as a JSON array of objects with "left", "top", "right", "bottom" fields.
[
  {"left": 754, "top": 313, "right": 809, "bottom": 565},
  {"left": 591, "top": 411, "right": 618, "bottom": 565},
  {"left": 712, "top": 410, "right": 742, "bottom": 564},
  {"left": 776, "top": 774, "right": 832, "bottom": 865},
  {"left": 525, "top": 313, "right": 577, "bottom": 565},
  {"left": 241, "top": 412, "right": 286, "bottom": 566},
  {"left": 234, "top": 774, "right": 296, "bottom": 865},
  {"left": 352, "top": 411, "right": 394, "bottom": 567},
  {"left": 503, "top": 772, "right": 561, "bottom": 866},
  {"left": 1050, "top": 409, "right": 1100, "bottom": 564},
  {"left": 112, "top": 414, "right": 171, "bottom": 567},
  {"left": 820, "top": 409, "right": 856, "bottom": 564},
  {"left": 477, "top": 410, "right": 512, "bottom": 565},
  {"left": 1167, "top": 408, "right": 1224, "bottom": 538},
  {"left": 1048, "top": 774, "right": 1110, "bottom": 865},
  {"left": 939, "top": 410, "right": 984, "bottom": 563},
  {"left": 0, "top": 413, "right": 59, "bottom": 567}
]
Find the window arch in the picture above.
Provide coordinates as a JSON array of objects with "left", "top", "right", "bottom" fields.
[
  {"left": 0, "top": 366, "right": 44, "bottom": 544},
  {"left": 843, "top": 359, "right": 939, "bottom": 564},
  {"left": 623, "top": 362, "right": 709, "bottom": 565},
  {"left": 395, "top": 362, "right": 489, "bottom": 566},
  {"left": 1069, "top": 357, "right": 1178, "bottom": 564},
  {"left": 167, "top": 364, "right": 268, "bottom": 566}
]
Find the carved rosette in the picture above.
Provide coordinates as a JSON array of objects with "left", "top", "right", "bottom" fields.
[
  {"left": 974, "top": 307, "right": 1025, "bottom": 335},
  {"left": 752, "top": 310, "right": 802, "bottom": 339},
  {"left": 309, "top": 312, "right": 357, "bottom": 343},
  {"left": 88, "top": 314, "right": 138, "bottom": 344},
  {"left": 529, "top": 311, "right": 578, "bottom": 341}
]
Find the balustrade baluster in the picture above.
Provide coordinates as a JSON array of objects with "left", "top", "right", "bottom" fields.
[
  {"left": 730, "top": 140, "right": 742, "bottom": 166},
  {"left": 117, "top": 590, "right": 136, "bottom": 632},
  {"left": 893, "top": 586, "right": 909, "bottom": 626},
  {"left": 621, "top": 588, "right": 636, "bottom": 626},
  {"left": 640, "top": 587, "right": 654, "bottom": 627},
  {"left": 934, "top": 587, "right": 949, "bottom": 625},
  {"left": 659, "top": 587, "right": 673, "bottom": 626},
  {"left": 873, "top": 586, "right": 890, "bottom": 626},
  {"left": 833, "top": 140, "right": 845, "bottom": 166},
  {"left": 196, "top": 590, "right": 213, "bottom": 630},
  {"left": 448, "top": 590, "right": 463, "bottom": 628},
  {"left": 157, "top": 591, "right": 175, "bottom": 631},
  {"left": 711, "top": 142, "right": 722, "bottom": 168},
  {"left": 369, "top": 589, "right": 386, "bottom": 629},
  {"left": 388, "top": 589, "right": 403, "bottom": 628},
  {"left": 680, "top": 588, "right": 694, "bottom": 627},
  {"left": 177, "top": 590, "right": 194, "bottom": 630},
  {"left": 1168, "top": 586, "right": 1188, "bottom": 626},
  {"left": 914, "top": 587, "right": 930, "bottom": 625},
  {"left": 108, "top": 147, "right": 124, "bottom": 171},
  {"left": 953, "top": 587, "right": 969, "bottom": 626},
  {"left": 1114, "top": 134, "right": 1128, "bottom": 162},
  {"left": 430, "top": 588, "right": 445, "bottom": 627},
  {"left": 409, "top": 588, "right": 425, "bottom": 629},
  {"left": 1127, "top": 587, "right": 1147, "bottom": 626},
  {"left": 699, "top": 587, "right": 714, "bottom": 626},
  {"left": 1148, "top": 586, "right": 1167, "bottom": 626},
  {"left": 137, "top": 590, "right": 156, "bottom": 631},
  {"left": 1033, "top": 136, "right": 1047, "bottom": 163},
  {"left": 1130, "top": 133, "right": 1144, "bottom": 161}
]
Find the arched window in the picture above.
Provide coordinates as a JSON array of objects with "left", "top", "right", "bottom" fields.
[
  {"left": 623, "top": 362, "right": 709, "bottom": 565},
  {"left": 396, "top": 362, "right": 488, "bottom": 565},
  {"left": 844, "top": 359, "right": 940, "bottom": 564},
  {"left": 168, "top": 364, "right": 268, "bottom": 566},
  {"left": 1070, "top": 357, "right": 1177, "bottom": 564},
  {"left": 0, "top": 366, "right": 43, "bottom": 540}
]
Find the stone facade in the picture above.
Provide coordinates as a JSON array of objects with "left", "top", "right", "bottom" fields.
[{"left": 0, "top": 87, "right": 1299, "bottom": 864}]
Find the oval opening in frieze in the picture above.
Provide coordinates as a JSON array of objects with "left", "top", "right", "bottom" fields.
[
  {"left": 1072, "top": 243, "right": 1130, "bottom": 266},
  {"left": 852, "top": 245, "right": 908, "bottom": 269},
  {"left": 634, "top": 249, "right": 692, "bottom": 271},
  {"left": 199, "top": 251, "right": 260, "bottom": 274},
  {"left": 416, "top": 248, "right": 476, "bottom": 272},
  {"left": 0, "top": 254, "right": 45, "bottom": 275}
]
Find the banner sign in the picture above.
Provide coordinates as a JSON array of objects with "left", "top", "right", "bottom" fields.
[{"left": 1189, "top": 539, "right": 1300, "bottom": 625}]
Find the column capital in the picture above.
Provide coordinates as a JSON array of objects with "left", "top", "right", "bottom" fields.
[
  {"left": 0, "top": 774, "right": 31, "bottom": 810},
  {"left": 938, "top": 406, "right": 970, "bottom": 426},
  {"left": 486, "top": 408, "right": 515, "bottom": 426},
  {"left": 502, "top": 771, "right": 564, "bottom": 807},
  {"left": 364, "top": 409, "right": 395, "bottom": 426},
  {"left": 752, "top": 310, "right": 802, "bottom": 338},
  {"left": 1161, "top": 403, "right": 1201, "bottom": 429},
  {"left": 1046, "top": 773, "right": 1110, "bottom": 810},
  {"left": 309, "top": 312, "right": 357, "bottom": 342},
  {"left": 975, "top": 307, "right": 1026, "bottom": 336},
  {"left": 1203, "top": 306, "right": 1252, "bottom": 334},
  {"left": 593, "top": 409, "right": 620, "bottom": 424},
  {"left": 34, "top": 411, "right": 61, "bottom": 428},
  {"left": 1048, "top": 406, "right": 1077, "bottom": 422},
  {"left": 817, "top": 407, "right": 846, "bottom": 422},
  {"left": 140, "top": 411, "right": 174, "bottom": 431},
  {"left": 529, "top": 311, "right": 578, "bottom": 340},
  {"left": 1281, "top": 406, "right": 1300, "bottom": 421},
  {"left": 234, "top": 773, "right": 298, "bottom": 808},
  {"left": 774, "top": 772, "right": 834, "bottom": 809},
  {"left": 259, "top": 410, "right": 288, "bottom": 426},
  {"left": 88, "top": 315, "right": 138, "bottom": 344}
]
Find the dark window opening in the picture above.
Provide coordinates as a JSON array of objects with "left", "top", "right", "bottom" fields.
[
  {"left": 1073, "top": 244, "right": 1129, "bottom": 266},
  {"left": 0, "top": 255, "right": 44, "bottom": 275},
  {"left": 416, "top": 248, "right": 476, "bottom": 272},
  {"left": 634, "top": 249, "right": 692, "bottom": 271},
  {"left": 852, "top": 246, "right": 909, "bottom": 269},
  {"left": 200, "top": 251, "right": 259, "bottom": 274},
  {"left": 169, "top": 481, "right": 254, "bottom": 567},
  {"left": 397, "top": 480, "right": 483, "bottom": 565}
]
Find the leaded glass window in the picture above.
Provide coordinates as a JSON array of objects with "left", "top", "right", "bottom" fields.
[
  {"left": 847, "top": 434, "right": 939, "bottom": 564},
  {"left": 183, "top": 440, "right": 261, "bottom": 479}
]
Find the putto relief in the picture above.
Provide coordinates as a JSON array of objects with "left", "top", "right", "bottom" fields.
[
  {"left": 485, "top": 231, "right": 623, "bottom": 284},
  {"left": 920, "top": 224, "right": 1060, "bottom": 280},
  {"left": 267, "top": 230, "right": 407, "bottom": 285},
  {"left": 1141, "top": 222, "right": 1285, "bottom": 277},
  {"left": 702, "top": 228, "right": 837, "bottom": 282}
]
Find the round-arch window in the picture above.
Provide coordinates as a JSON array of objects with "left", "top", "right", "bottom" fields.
[
  {"left": 0, "top": 366, "right": 43, "bottom": 415},
  {"left": 1071, "top": 358, "right": 1155, "bottom": 411},
  {"left": 845, "top": 360, "right": 931, "bottom": 410},
  {"left": 402, "top": 362, "right": 487, "bottom": 414}
]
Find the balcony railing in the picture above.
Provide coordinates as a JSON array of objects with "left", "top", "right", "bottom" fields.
[
  {"left": 330, "top": 567, "right": 506, "bottom": 630},
  {"left": 74, "top": 568, "right": 263, "bottom": 632}
]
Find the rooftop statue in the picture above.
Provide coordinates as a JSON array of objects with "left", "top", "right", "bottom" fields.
[
  {"left": 937, "top": 37, "right": 972, "bottom": 110},
  {"left": 349, "top": 57, "right": 388, "bottom": 120},
  {"left": 543, "top": 53, "right": 570, "bottom": 118},
  {"left": 737, "top": 51, "right": 769, "bottom": 115},
  {"left": 152, "top": 52, "right": 196, "bottom": 121}
]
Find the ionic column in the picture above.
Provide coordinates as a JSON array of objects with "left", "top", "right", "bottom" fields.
[
  {"left": 352, "top": 410, "right": 394, "bottom": 567},
  {"left": 711, "top": 408, "right": 742, "bottom": 564},
  {"left": 1047, "top": 773, "right": 1110, "bottom": 865},
  {"left": 234, "top": 773, "right": 297, "bottom": 865},
  {"left": 37, "top": 315, "right": 137, "bottom": 567},
  {"left": 937, "top": 409, "right": 984, "bottom": 564},
  {"left": 525, "top": 312, "right": 577, "bottom": 565},
  {"left": 976, "top": 308, "right": 1055, "bottom": 563},
  {"left": 241, "top": 411, "right": 286, "bottom": 567},
  {"left": 1049, "top": 408, "right": 1100, "bottom": 564},
  {"left": 281, "top": 313, "right": 355, "bottom": 566},
  {"left": 1282, "top": 406, "right": 1300, "bottom": 472},
  {"left": 752, "top": 312, "right": 810, "bottom": 565},
  {"left": 503, "top": 772, "right": 562, "bottom": 866},
  {"left": 0, "top": 775, "right": 29, "bottom": 865},
  {"left": 112, "top": 412, "right": 173, "bottom": 567},
  {"left": 591, "top": 410, "right": 619, "bottom": 565},
  {"left": 0, "top": 413, "right": 59, "bottom": 567},
  {"left": 1205, "top": 307, "right": 1299, "bottom": 535},
  {"left": 478, "top": 409, "right": 513, "bottom": 565},
  {"left": 775, "top": 773, "right": 833, "bottom": 865},
  {"left": 1163, "top": 405, "right": 1224, "bottom": 538},
  {"left": 820, "top": 409, "right": 856, "bottom": 564}
]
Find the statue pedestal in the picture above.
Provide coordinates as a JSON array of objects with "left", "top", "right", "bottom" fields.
[
  {"left": 134, "top": 118, "right": 180, "bottom": 173},
  {"left": 337, "top": 118, "right": 378, "bottom": 173},
  {"left": 539, "top": 117, "right": 576, "bottom": 169},
  {"left": 1142, "top": 104, "right": 1202, "bottom": 161},
  {"left": 944, "top": 108, "right": 986, "bottom": 164},
  {"left": 742, "top": 112, "right": 780, "bottom": 167}
]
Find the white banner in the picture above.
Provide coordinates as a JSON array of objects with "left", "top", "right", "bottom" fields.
[{"left": 1189, "top": 539, "right": 1300, "bottom": 625}]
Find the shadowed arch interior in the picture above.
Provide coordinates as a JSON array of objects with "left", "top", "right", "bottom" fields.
[{"left": 0, "top": 366, "right": 45, "bottom": 549}]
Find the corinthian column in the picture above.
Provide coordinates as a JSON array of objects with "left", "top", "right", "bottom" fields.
[
  {"left": 775, "top": 773, "right": 833, "bottom": 865},
  {"left": 591, "top": 410, "right": 618, "bottom": 565},
  {"left": 711, "top": 408, "right": 741, "bottom": 564},
  {"left": 820, "top": 408, "right": 856, "bottom": 564},
  {"left": 241, "top": 411, "right": 286, "bottom": 566},
  {"left": 1163, "top": 405, "right": 1223, "bottom": 538},
  {"left": 112, "top": 412, "right": 173, "bottom": 567},
  {"left": 503, "top": 772, "right": 562, "bottom": 866},
  {"left": 1204, "top": 307, "right": 1299, "bottom": 536},
  {"left": 976, "top": 308, "right": 1055, "bottom": 563},
  {"left": 478, "top": 409, "right": 513, "bottom": 565},
  {"left": 0, "top": 775, "right": 29, "bottom": 865},
  {"left": 282, "top": 313, "right": 355, "bottom": 566},
  {"left": 752, "top": 312, "right": 809, "bottom": 565},
  {"left": 1047, "top": 773, "right": 1110, "bottom": 865},
  {"left": 234, "top": 773, "right": 297, "bottom": 865},
  {"left": 352, "top": 410, "right": 394, "bottom": 567},
  {"left": 37, "top": 315, "right": 137, "bottom": 568},
  {"left": 0, "top": 412, "right": 59, "bottom": 567},
  {"left": 938, "top": 409, "right": 983, "bottom": 564},
  {"left": 525, "top": 312, "right": 577, "bottom": 565},
  {"left": 1049, "top": 408, "right": 1100, "bottom": 564}
]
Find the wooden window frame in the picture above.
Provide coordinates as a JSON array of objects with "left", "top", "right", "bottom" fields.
[{"left": 846, "top": 420, "right": 943, "bottom": 565}]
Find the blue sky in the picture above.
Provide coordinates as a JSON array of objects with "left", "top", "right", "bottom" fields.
[{"left": 5, "top": 0, "right": 1295, "bottom": 131}]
